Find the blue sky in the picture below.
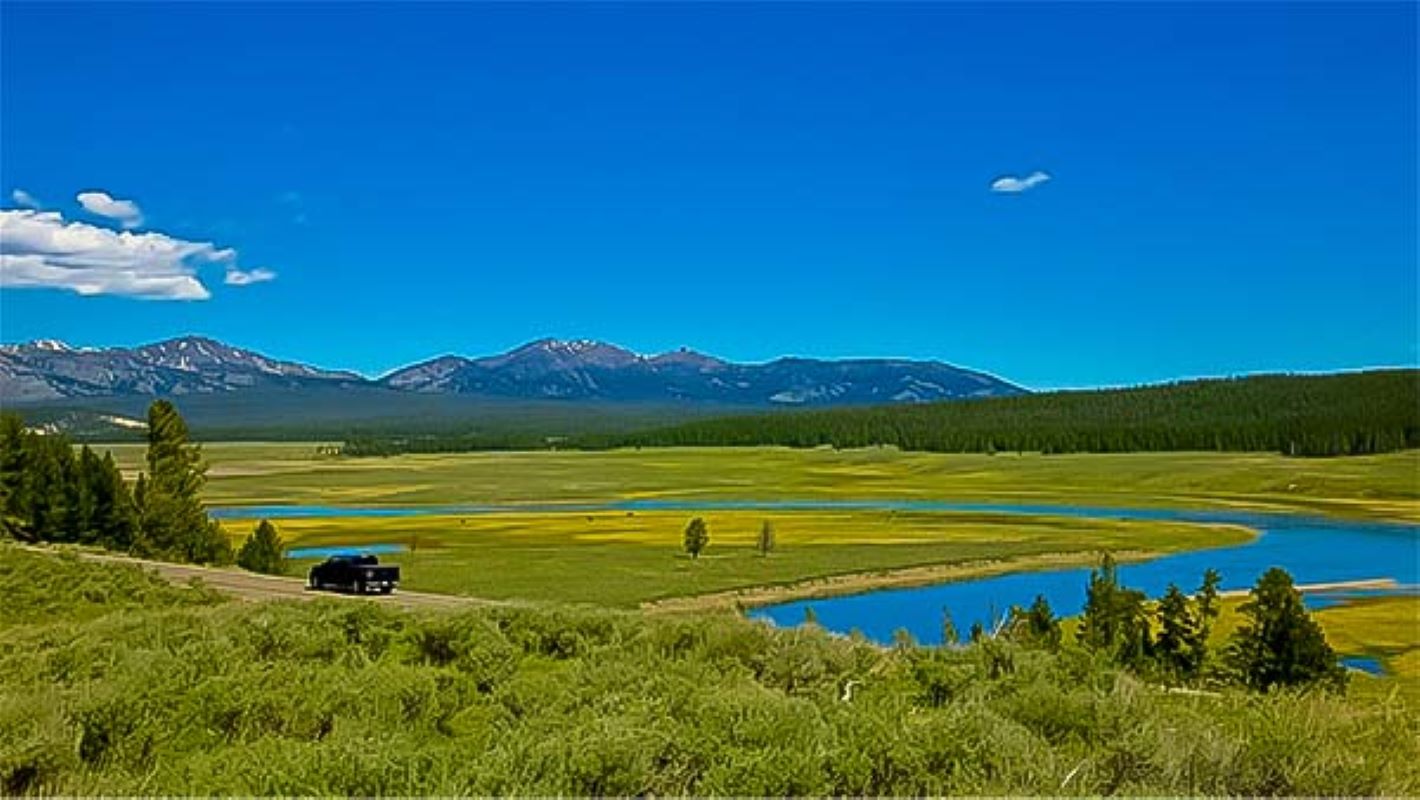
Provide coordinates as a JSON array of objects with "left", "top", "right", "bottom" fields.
[{"left": 1, "top": 2, "right": 1415, "bottom": 388}]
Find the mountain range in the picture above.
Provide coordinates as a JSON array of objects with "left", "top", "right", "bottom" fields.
[{"left": 0, "top": 336, "right": 1026, "bottom": 408}]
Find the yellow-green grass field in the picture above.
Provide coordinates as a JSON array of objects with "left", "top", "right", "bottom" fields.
[
  {"left": 257, "top": 509, "right": 1252, "bottom": 607},
  {"left": 100, "top": 443, "right": 1415, "bottom": 694},
  {"left": 1204, "top": 594, "right": 1420, "bottom": 704},
  {"left": 102, "top": 444, "right": 1420, "bottom": 521}
]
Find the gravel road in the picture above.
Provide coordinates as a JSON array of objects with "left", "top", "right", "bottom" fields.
[{"left": 62, "top": 549, "right": 497, "bottom": 611}]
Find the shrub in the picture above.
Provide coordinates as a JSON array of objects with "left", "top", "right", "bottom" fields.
[{"left": 236, "top": 519, "right": 286, "bottom": 575}]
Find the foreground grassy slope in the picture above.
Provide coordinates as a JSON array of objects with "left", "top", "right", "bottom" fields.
[
  {"left": 2, "top": 546, "right": 1417, "bottom": 796},
  {"left": 101, "top": 445, "right": 1420, "bottom": 521},
  {"left": 269, "top": 510, "right": 1251, "bottom": 606}
]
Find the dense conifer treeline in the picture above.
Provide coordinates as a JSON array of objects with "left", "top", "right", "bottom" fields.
[
  {"left": 601, "top": 370, "right": 1419, "bottom": 456},
  {"left": 0, "top": 414, "right": 138, "bottom": 550},
  {"left": 0, "top": 402, "right": 232, "bottom": 565}
]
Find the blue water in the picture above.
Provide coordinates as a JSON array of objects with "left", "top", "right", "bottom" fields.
[
  {"left": 1341, "top": 655, "right": 1387, "bottom": 676},
  {"left": 749, "top": 510, "right": 1419, "bottom": 645},
  {"left": 285, "top": 543, "right": 408, "bottom": 560},
  {"left": 216, "top": 499, "right": 1419, "bottom": 645}
]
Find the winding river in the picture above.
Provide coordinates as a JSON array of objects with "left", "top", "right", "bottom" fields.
[{"left": 213, "top": 500, "right": 1419, "bottom": 645}]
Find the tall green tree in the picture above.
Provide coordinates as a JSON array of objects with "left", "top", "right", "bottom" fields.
[
  {"left": 0, "top": 414, "right": 26, "bottom": 538},
  {"left": 1154, "top": 583, "right": 1201, "bottom": 680},
  {"left": 683, "top": 517, "right": 709, "bottom": 559},
  {"left": 19, "top": 436, "right": 65, "bottom": 543},
  {"left": 237, "top": 519, "right": 287, "bottom": 575},
  {"left": 89, "top": 452, "right": 138, "bottom": 551},
  {"left": 1228, "top": 567, "right": 1345, "bottom": 691},
  {"left": 136, "top": 401, "right": 230, "bottom": 564},
  {"left": 1077, "top": 554, "right": 1152, "bottom": 667},
  {"left": 1187, "top": 568, "right": 1223, "bottom": 668}
]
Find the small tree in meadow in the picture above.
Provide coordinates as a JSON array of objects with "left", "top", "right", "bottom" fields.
[
  {"left": 1228, "top": 567, "right": 1345, "bottom": 691},
  {"left": 237, "top": 519, "right": 287, "bottom": 575},
  {"left": 756, "top": 520, "right": 775, "bottom": 556},
  {"left": 683, "top": 517, "right": 709, "bottom": 559}
]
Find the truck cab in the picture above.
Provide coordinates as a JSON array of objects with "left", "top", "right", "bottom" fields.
[{"left": 308, "top": 554, "right": 401, "bottom": 595}]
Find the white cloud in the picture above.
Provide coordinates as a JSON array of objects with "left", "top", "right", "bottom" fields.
[
  {"left": 10, "top": 189, "right": 41, "bottom": 209},
  {"left": 0, "top": 209, "right": 237, "bottom": 300},
  {"left": 990, "top": 170, "right": 1052, "bottom": 194},
  {"left": 76, "top": 190, "right": 145, "bottom": 228},
  {"left": 224, "top": 267, "right": 276, "bottom": 286}
]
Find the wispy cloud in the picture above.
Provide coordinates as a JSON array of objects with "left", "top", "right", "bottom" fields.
[
  {"left": 224, "top": 267, "right": 277, "bottom": 286},
  {"left": 0, "top": 209, "right": 272, "bottom": 301},
  {"left": 76, "top": 190, "right": 145, "bottom": 228},
  {"left": 10, "top": 189, "right": 41, "bottom": 209},
  {"left": 990, "top": 170, "right": 1051, "bottom": 194}
]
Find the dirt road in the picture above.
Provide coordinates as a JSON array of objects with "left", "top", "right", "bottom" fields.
[{"left": 59, "top": 549, "right": 498, "bottom": 611}]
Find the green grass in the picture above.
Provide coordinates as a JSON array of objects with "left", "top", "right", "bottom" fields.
[
  {"left": 1317, "top": 596, "right": 1420, "bottom": 704},
  {"left": 101, "top": 444, "right": 1420, "bottom": 521},
  {"left": 1203, "top": 594, "right": 1420, "bottom": 705},
  {"left": 0, "top": 547, "right": 224, "bottom": 628},
  {"left": 256, "top": 510, "right": 1251, "bottom": 607},
  {"left": 3, "top": 545, "right": 1417, "bottom": 796},
  {"left": 96, "top": 444, "right": 1410, "bottom": 607}
]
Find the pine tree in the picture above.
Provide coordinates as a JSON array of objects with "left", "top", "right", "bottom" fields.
[
  {"left": 75, "top": 446, "right": 103, "bottom": 544},
  {"left": 1155, "top": 583, "right": 1201, "bottom": 680},
  {"left": 1189, "top": 568, "right": 1223, "bottom": 668},
  {"left": 91, "top": 452, "right": 138, "bottom": 551},
  {"left": 1078, "top": 554, "right": 1124, "bottom": 649},
  {"left": 19, "top": 437, "right": 63, "bottom": 543},
  {"left": 683, "top": 517, "right": 709, "bottom": 559},
  {"left": 1077, "top": 553, "right": 1152, "bottom": 666},
  {"left": 137, "top": 401, "right": 230, "bottom": 564},
  {"left": 237, "top": 519, "right": 287, "bottom": 575},
  {"left": 1022, "top": 593, "right": 1067, "bottom": 650},
  {"left": 0, "top": 414, "right": 26, "bottom": 538},
  {"left": 1228, "top": 568, "right": 1345, "bottom": 691},
  {"left": 1196, "top": 568, "right": 1222, "bottom": 633}
]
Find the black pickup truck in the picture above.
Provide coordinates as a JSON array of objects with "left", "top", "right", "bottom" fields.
[{"left": 307, "top": 554, "right": 400, "bottom": 595}]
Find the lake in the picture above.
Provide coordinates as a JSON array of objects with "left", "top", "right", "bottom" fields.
[
  {"left": 747, "top": 507, "right": 1419, "bottom": 644},
  {"left": 216, "top": 499, "right": 1418, "bottom": 644}
]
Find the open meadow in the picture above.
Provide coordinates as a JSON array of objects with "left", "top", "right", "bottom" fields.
[
  {"left": 265, "top": 510, "right": 1252, "bottom": 607},
  {"left": 94, "top": 443, "right": 1420, "bottom": 610},
  {"left": 100, "top": 444, "right": 1420, "bottom": 520},
  {"left": 94, "top": 443, "right": 1420, "bottom": 704}
]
